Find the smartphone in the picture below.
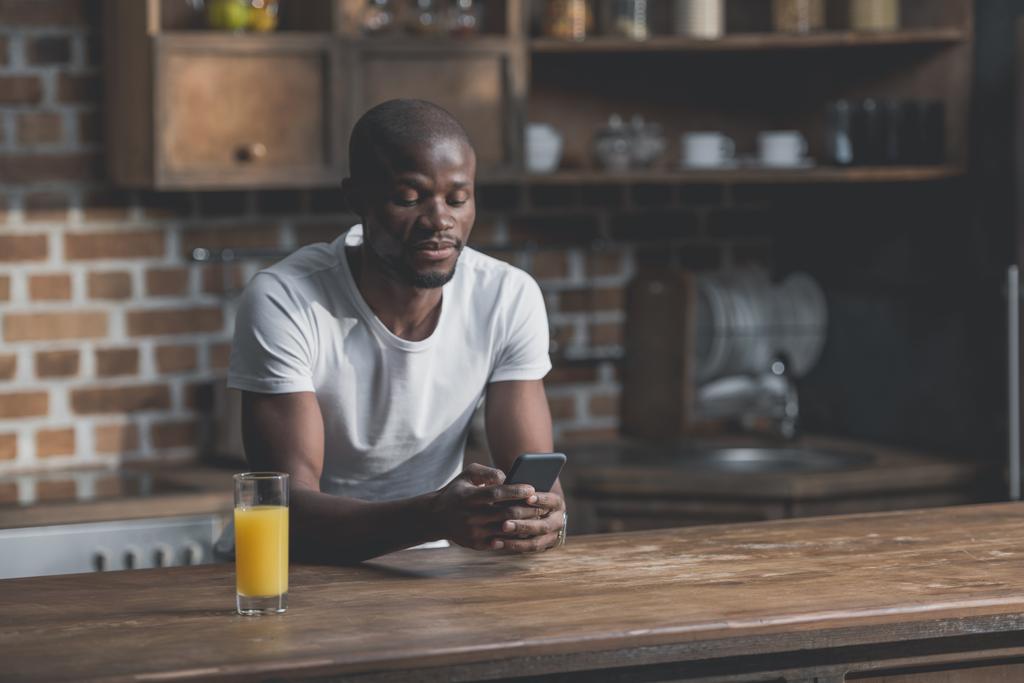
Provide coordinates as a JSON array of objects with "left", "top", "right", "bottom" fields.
[{"left": 504, "top": 452, "right": 566, "bottom": 492}]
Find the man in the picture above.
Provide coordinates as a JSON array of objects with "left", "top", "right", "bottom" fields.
[{"left": 228, "top": 99, "right": 566, "bottom": 564}]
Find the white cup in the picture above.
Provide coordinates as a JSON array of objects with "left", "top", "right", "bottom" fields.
[
  {"left": 675, "top": 0, "right": 725, "bottom": 39},
  {"left": 680, "top": 131, "right": 736, "bottom": 168},
  {"left": 757, "top": 130, "right": 808, "bottom": 167},
  {"left": 525, "top": 123, "right": 563, "bottom": 174}
]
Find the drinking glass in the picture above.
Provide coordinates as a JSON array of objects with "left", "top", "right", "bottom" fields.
[{"left": 233, "top": 472, "right": 289, "bottom": 615}]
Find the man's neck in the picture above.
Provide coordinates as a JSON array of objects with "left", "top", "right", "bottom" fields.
[{"left": 346, "top": 246, "right": 443, "bottom": 342}]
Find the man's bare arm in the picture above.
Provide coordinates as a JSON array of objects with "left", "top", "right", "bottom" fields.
[
  {"left": 242, "top": 390, "right": 539, "bottom": 563},
  {"left": 485, "top": 380, "right": 566, "bottom": 552}
]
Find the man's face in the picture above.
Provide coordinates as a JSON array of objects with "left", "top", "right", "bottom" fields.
[{"left": 360, "top": 136, "right": 476, "bottom": 289}]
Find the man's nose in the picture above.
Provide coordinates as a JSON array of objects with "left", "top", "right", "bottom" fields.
[{"left": 421, "top": 197, "right": 455, "bottom": 231}]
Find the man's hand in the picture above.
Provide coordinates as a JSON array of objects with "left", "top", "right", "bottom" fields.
[
  {"left": 493, "top": 489, "right": 566, "bottom": 553},
  {"left": 430, "top": 463, "right": 546, "bottom": 551}
]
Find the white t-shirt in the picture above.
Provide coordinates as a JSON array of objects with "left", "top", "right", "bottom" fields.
[{"left": 227, "top": 225, "right": 551, "bottom": 502}]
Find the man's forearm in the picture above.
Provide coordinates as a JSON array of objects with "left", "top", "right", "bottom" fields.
[{"left": 289, "top": 487, "right": 440, "bottom": 564}]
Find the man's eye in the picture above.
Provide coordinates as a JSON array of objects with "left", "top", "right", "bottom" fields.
[
  {"left": 448, "top": 196, "right": 470, "bottom": 207},
  {"left": 394, "top": 197, "right": 418, "bottom": 207}
]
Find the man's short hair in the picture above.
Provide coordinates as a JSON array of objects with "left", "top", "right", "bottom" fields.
[{"left": 348, "top": 99, "right": 474, "bottom": 184}]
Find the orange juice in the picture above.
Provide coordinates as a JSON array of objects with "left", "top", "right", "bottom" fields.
[{"left": 234, "top": 505, "right": 289, "bottom": 597}]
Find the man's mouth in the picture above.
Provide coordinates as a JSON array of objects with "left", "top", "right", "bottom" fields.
[{"left": 413, "top": 241, "right": 459, "bottom": 262}]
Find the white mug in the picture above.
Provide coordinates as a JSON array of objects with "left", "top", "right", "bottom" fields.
[
  {"left": 525, "top": 122, "right": 563, "bottom": 174},
  {"left": 757, "top": 130, "right": 808, "bottom": 167},
  {"left": 681, "top": 131, "right": 735, "bottom": 168},
  {"left": 674, "top": 0, "right": 725, "bottom": 39}
]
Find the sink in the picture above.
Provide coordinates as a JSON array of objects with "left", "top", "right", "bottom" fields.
[{"left": 673, "top": 447, "right": 875, "bottom": 474}]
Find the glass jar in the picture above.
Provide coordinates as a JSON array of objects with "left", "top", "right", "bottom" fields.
[
  {"left": 408, "top": 0, "right": 443, "bottom": 36},
  {"left": 247, "top": 0, "right": 278, "bottom": 32},
  {"left": 849, "top": 0, "right": 900, "bottom": 31},
  {"left": 544, "top": 0, "right": 593, "bottom": 41},
  {"left": 607, "top": 0, "right": 649, "bottom": 41},
  {"left": 771, "top": 0, "right": 825, "bottom": 34},
  {"left": 206, "top": 0, "right": 250, "bottom": 31},
  {"left": 448, "top": 0, "right": 482, "bottom": 37},
  {"left": 361, "top": 0, "right": 397, "bottom": 35}
]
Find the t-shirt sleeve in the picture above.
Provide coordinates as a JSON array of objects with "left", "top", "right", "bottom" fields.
[
  {"left": 489, "top": 273, "right": 552, "bottom": 383},
  {"left": 227, "top": 273, "right": 316, "bottom": 394}
]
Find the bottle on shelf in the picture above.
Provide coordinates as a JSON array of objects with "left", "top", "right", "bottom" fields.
[
  {"left": 605, "top": 0, "right": 649, "bottom": 41},
  {"left": 361, "top": 0, "right": 398, "bottom": 35},
  {"left": 673, "top": 0, "right": 725, "bottom": 40},
  {"left": 771, "top": 0, "right": 825, "bottom": 34},
  {"left": 849, "top": 0, "right": 900, "bottom": 32},
  {"left": 543, "top": 0, "right": 594, "bottom": 41},
  {"left": 408, "top": 0, "right": 444, "bottom": 36},
  {"left": 447, "top": 0, "right": 482, "bottom": 37}
]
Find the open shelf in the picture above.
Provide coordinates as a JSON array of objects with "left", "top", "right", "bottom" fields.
[
  {"left": 530, "top": 28, "right": 966, "bottom": 54},
  {"left": 479, "top": 165, "right": 965, "bottom": 185}
]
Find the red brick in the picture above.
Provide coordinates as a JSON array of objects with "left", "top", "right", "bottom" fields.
[
  {"left": 530, "top": 251, "right": 569, "bottom": 280},
  {"left": 24, "top": 191, "right": 70, "bottom": 222},
  {"left": 559, "top": 287, "right": 624, "bottom": 313},
  {"left": 155, "top": 345, "right": 197, "bottom": 374},
  {"left": 180, "top": 225, "right": 280, "bottom": 256},
  {"left": 126, "top": 307, "right": 223, "bottom": 337},
  {"left": 0, "top": 76, "right": 42, "bottom": 104},
  {"left": 35, "top": 350, "right": 79, "bottom": 378},
  {"left": 27, "top": 35, "right": 71, "bottom": 64},
  {"left": 82, "top": 190, "right": 134, "bottom": 221},
  {"left": 0, "top": 1, "right": 90, "bottom": 25},
  {"left": 65, "top": 230, "right": 164, "bottom": 260},
  {"left": 586, "top": 250, "right": 627, "bottom": 277},
  {"left": 0, "top": 234, "right": 47, "bottom": 261},
  {"left": 548, "top": 395, "right": 576, "bottom": 420},
  {"left": 36, "top": 427, "right": 74, "bottom": 458},
  {"left": 0, "top": 276, "right": 9, "bottom": 300},
  {"left": 87, "top": 271, "right": 132, "bottom": 299},
  {"left": 95, "top": 348, "right": 139, "bottom": 377},
  {"left": 150, "top": 420, "right": 197, "bottom": 449},
  {"left": 545, "top": 364, "right": 599, "bottom": 385},
  {"left": 0, "top": 391, "right": 47, "bottom": 418},
  {"left": 145, "top": 267, "right": 189, "bottom": 297},
  {"left": 37, "top": 479, "right": 76, "bottom": 500},
  {"left": 0, "top": 434, "right": 15, "bottom": 460},
  {"left": 201, "top": 264, "right": 244, "bottom": 294},
  {"left": 208, "top": 342, "right": 232, "bottom": 370},
  {"left": 0, "top": 354, "right": 15, "bottom": 380},
  {"left": 28, "top": 273, "right": 72, "bottom": 300},
  {"left": 57, "top": 73, "right": 99, "bottom": 104},
  {"left": 17, "top": 112, "right": 63, "bottom": 145},
  {"left": 78, "top": 110, "right": 101, "bottom": 144},
  {"left": 588, "top": 393, "right": 620, "bottom": 417},
  {"left": 589, "top": 322, "right": 623, "bottom": 346},
  {"left": 6, "top": 312, "right": 106, "bottom": 342},
  {"left": 0, "top": 153, "right": 101, "bottom": 183},
  {"left": 94, "top": 423, "right": 139, "bottom": 454},
  {"left": 71, "top": 385, "right": 171, "bottom": 415}
]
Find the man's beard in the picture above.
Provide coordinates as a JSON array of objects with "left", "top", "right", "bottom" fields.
[{"left": 372, "top": 240, "right": 464, "bottom": 289}]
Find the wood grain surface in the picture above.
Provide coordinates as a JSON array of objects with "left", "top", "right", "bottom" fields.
[{"left": 5, "top": 503, "right": 1024, "bottom": 682}]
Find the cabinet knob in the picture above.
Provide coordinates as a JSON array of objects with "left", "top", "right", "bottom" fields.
[
  {"left": 183, "top": 541, "right": 203, "bottom": 566},
  {"left": 236, "top": 142, "right": 267, "bottom": 163},
  {"left": 92, "top": 548, "right": 111, "bottom": 572}
]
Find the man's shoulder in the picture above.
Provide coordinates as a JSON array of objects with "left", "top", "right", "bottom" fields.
[{"left": 459, "top": 247, "right": 536, "bottom": 292}]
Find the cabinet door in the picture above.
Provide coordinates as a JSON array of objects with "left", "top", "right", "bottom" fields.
[
  {"left": 352, "top": 42, "right": 524, "bottom": 174},
  {"left": 155, "top": 35, "right": 345, "bottom": 189}
]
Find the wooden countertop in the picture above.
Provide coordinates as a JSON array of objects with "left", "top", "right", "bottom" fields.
[
  {"left": 5, "top": 503, "right": 1024, "bottom": 682},
  {"left": 562, "top": 435, "right": 980, "bottom": 499},
  {"left": 0, "top": 464, "right": 235, "bottom": 530}
]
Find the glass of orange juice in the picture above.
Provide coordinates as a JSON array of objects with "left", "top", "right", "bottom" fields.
[{"left": 233, "top": 472, "right": 289, "bottom": 615}]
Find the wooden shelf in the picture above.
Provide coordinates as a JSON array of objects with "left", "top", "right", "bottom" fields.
[
  {"left": 479, "top": 165, "right": 965, "bottom": 185},
  {"left": 530, "top": 28, "right": 967, "bottom": 54}
]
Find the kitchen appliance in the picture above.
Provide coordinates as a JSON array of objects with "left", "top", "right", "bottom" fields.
[
  {"left": 0, "top": 469, "right": 227, "bottom": 579},
  {"left": 622, "top": 267, "right": 827, "bottom": 440}
]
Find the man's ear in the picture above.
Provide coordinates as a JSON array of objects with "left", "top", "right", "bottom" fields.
[{"left": 341, "top": 178, "right": 366, "bottom": 217}]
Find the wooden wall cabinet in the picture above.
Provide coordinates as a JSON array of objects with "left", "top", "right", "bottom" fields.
[{"left": 105, "top": 0, "right": 971, "bottom": 190}]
